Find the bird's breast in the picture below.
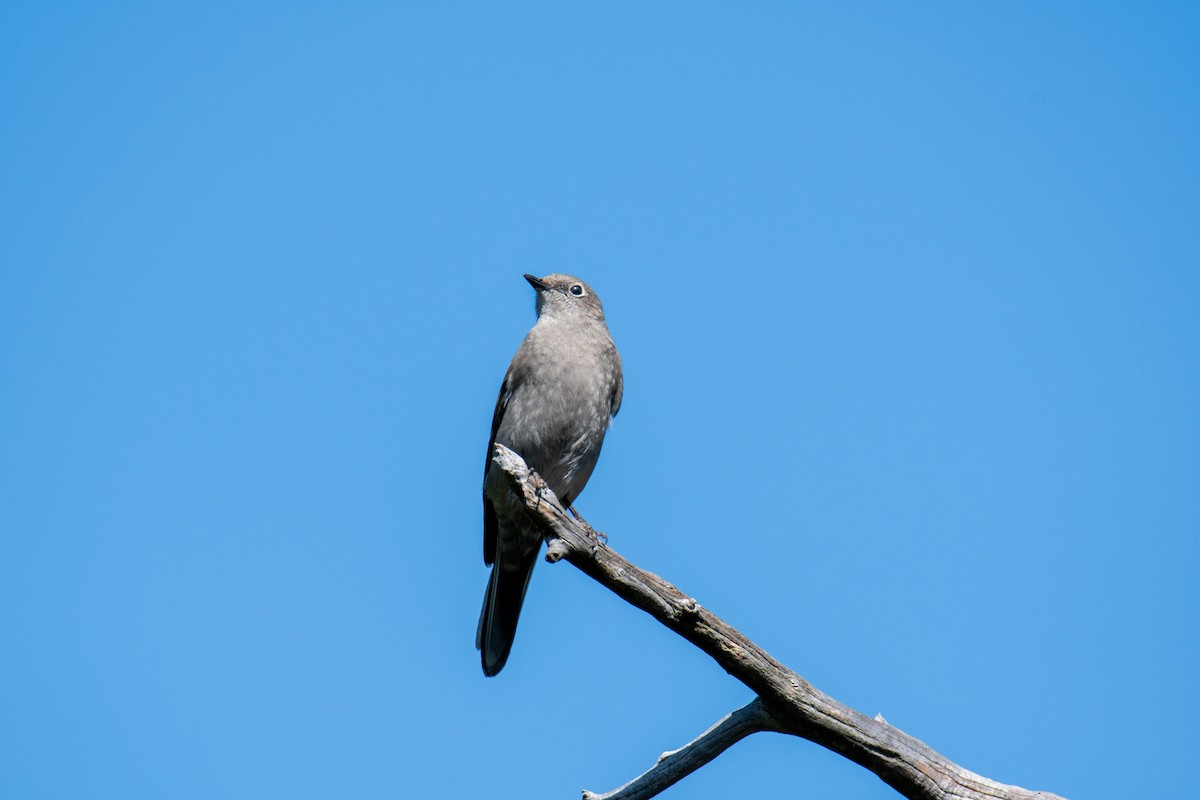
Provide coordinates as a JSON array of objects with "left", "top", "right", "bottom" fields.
[{"left": 494, "top": 319, "right": 620, "bottom": 501}]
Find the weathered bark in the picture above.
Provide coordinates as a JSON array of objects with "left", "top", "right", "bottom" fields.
[
  {"left": 491, "top": 444, "right": 1067, "bottom": 800},
  {"left": 581, "top": 699, "right": 780, "bottom": 800}
]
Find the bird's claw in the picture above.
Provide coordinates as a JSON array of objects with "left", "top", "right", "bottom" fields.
[{"left": 567, "top": 503, "right": 608, "bottom": 549}]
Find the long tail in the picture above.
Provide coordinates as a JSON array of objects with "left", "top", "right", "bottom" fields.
[{"left": 476, "top": 547, "right": 539, "bottom": 676}]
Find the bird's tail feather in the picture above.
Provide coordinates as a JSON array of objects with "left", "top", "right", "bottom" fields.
[{"left": 476, "top": 547, "right": 539, "bottom": 676}]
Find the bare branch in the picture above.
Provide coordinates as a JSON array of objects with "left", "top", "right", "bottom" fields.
[
  {"left": 582, "top": 698, "right": 781, "bottom": 800},
  {"left": 491, "top": 444, "right": 1067, "bottom": 800}
]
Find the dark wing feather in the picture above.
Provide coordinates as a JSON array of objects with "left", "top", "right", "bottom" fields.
[
  {"left": 609, "top": 344, "right": 624, "bottom": 418},
  {"left": 482, "top": 363, "right": 519, "bottom": 565}
]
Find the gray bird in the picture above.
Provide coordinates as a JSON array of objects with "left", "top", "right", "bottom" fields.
[{"left": 477, "top": 273, "right": 623, "bottom": 676}]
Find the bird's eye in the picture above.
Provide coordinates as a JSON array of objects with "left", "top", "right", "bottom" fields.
[{"left": 569, "top": 284, "right": 585, "bottom": 297}]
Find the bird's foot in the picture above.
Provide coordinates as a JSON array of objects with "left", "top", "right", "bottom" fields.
[{"left": 568, "top": 504, "right": 608, "bottom": 547}]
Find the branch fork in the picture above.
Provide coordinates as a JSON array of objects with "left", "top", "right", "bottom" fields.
[{"left": 490, "top": 444, "right": 1067, "bottom": 800}]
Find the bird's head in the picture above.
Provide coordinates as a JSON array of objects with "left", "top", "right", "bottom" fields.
[{"left": 524, "top": 273, "right": 606, "bottom": 322}]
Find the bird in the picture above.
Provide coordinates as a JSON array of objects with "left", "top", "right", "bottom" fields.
[{"left": 476, "top": 273, "right": 623, "bottom": 676}]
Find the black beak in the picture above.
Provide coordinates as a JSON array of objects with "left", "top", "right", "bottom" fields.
[{"left": 524, "top": 273, "right": 548, "bottom": 291}]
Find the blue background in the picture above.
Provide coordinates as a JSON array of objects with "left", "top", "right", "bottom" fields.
[{"left": 2, "top": 4, "right": 1197, "bottom": 799}]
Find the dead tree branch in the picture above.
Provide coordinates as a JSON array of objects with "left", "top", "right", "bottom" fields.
[
  {"left": 491, "top": 444, "right": 1067, "bottom": 800},
  {"left": 581, "top": 698, "right": 781, "bottom": 800}
]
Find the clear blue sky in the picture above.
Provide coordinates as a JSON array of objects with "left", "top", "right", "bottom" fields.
[{"left": 2, "top": 4, "right": 1197, "bottom": 799}]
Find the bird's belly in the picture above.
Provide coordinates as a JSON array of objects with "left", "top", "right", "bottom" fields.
[{"left": 495, "top": 379, "right": 610, "bottom": 504}]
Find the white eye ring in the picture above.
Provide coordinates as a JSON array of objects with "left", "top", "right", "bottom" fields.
[{"left": 569, "top": 284, "right": 586, "bottom": 297}]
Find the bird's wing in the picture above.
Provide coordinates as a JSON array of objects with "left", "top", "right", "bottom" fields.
[
  {"left": 482, "top": 362, "right": 522, "bottom": 565},
  {"left": 609, "top": 346, "right": 624, "bottom": 418}
]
